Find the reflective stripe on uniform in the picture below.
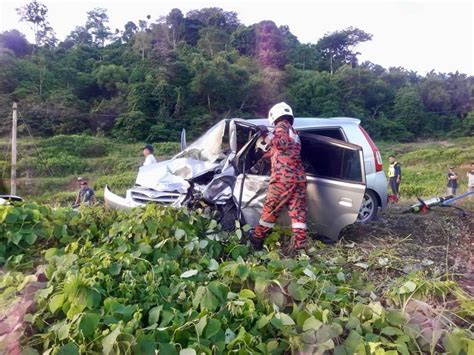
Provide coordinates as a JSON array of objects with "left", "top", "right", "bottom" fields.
[
  {"left": 292, "top": 222, "right": 307, "bottom": 229},
  {"left": 259, "top": 219, "right": 275, "bottom": 228}
]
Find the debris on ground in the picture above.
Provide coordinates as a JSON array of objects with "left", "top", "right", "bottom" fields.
[{"left": 340, "top": 202, "right": 473, "bottom": 296}]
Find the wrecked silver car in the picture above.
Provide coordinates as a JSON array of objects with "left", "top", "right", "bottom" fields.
[{"left": 105, "top": 118, "right": 366, "bottom": 240}]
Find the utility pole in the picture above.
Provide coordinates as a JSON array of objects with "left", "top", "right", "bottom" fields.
[{"left": 11, "top": 102, "right": 17, "bottom": 196}]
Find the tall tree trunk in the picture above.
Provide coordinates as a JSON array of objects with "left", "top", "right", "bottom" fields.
[{"left": 39, "top": 61, "right": 46, "bottom": 96}]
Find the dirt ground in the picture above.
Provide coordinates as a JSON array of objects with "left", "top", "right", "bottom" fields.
[{"left": 340, "top": 200, "right": 473, "bottom": 296}]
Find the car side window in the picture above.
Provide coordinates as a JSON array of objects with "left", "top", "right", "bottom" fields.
[
  {"left": 300, "top": 128, "right": 345, "bottom": 141},
  {"left": 300, "top": 136, "right": 363, "bottom": 183}
]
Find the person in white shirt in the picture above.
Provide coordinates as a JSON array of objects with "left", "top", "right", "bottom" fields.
[
  {"left": 142, "top": 144, "right": 157, "bottom": 166},
  {"left": 468, "top": 162, "right": 474, "bottom": 193}
]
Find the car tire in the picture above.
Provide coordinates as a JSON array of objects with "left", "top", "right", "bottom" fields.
[{"left": 357, "top": 190, "right": 379, "bottom": 224}]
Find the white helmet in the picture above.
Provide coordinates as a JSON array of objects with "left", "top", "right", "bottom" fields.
[{"left": 268, "top": 102, "right": 293, "bottom": 125}]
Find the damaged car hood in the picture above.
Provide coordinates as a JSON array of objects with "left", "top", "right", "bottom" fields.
[{"left": 135, "top": 158, "right": 220, "bottom": 193}]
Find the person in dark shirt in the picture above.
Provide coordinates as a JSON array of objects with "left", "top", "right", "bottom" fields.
[
  {"left": 74, "top": 178, "right": 96, "bottom": 206},
  {"left": 446, "top": 166, "right": 458, "bottom": 196}
]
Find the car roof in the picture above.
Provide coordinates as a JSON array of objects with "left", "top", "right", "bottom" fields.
[{"left": 245, "top": 117, "right": 361, "bottom": 128}]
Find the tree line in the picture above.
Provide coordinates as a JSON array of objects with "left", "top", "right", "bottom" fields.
[{"left": 0, "top": 1, "right": 472, "bottom": 142}]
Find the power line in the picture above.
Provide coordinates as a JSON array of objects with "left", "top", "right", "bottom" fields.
[{"left": 17, "top": 109, "right": 56, "bottom": 178}]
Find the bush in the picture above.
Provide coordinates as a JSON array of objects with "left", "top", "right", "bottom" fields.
[
  {"left": 19, "top": 155, "right": 88, "bottom": 177},
  {"left": 39, "top": 135, "right": 109, "bottom": 158},
  {"left": 155, "top": 142, "right": 180, "bottom": 156},
  {"left": 113, "top": 111, "right": 153, "bottom": 142},
  {"left": 89, "top": 156, "right": 140, "bottom": 175},
  {"left": 94, "top": 171, "right": 136, "bottom": 192},
  {"left": 35, "top": 191, "right": 78, "bottom": 205},
  {"left": 0, "top": 204, "right": 471, "bottom": 354},
  {"left": 400, "top": 169, "right": 445, "bottom": 197}
]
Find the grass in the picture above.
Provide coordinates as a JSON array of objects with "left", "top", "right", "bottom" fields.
[
  {"left": 379, "top": 137, "right": 474, "bottom": 199},
  {"left": 0, "top": 135, "right": 180, "bottom": 205},
  {"left": 1, "top": 135, "right": 473, "bottom": 205}
]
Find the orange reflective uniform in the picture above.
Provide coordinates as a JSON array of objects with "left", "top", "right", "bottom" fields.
[{"left": 254, "top": 119, "right": 307, "bottom": 248}]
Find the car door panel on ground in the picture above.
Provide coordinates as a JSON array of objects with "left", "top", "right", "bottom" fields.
[{"left": 232, "top": 121, "right": 366, "bottom": 240}]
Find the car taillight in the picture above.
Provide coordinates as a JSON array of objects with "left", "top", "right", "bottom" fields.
[{"left": 359, "top": 126, "right": 383, "bottom": 172}]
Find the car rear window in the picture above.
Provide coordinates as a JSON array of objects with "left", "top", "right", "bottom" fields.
[{"left": 300, "top": 135, "right": 363, "bottom": 183}]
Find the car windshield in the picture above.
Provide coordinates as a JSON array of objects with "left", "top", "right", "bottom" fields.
[{"left": 173, "top": 120, "right": 229, "bottom": 163}]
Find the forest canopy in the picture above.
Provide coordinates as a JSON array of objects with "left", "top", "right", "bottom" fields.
[{"left": 0, "top": 1, "right": 472, "bottom": 142}]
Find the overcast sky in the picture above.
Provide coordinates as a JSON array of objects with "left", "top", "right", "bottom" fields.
[{"left": 1, "top": 0, "right": 472, "bottom": 75}]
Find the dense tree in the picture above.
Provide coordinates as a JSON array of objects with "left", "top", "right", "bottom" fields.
[
  {"left": 231, "top": 25, "right": 256, "bottom": 57},
  {"left": 287, "top": 69, "right": 342, "bottom": 116},
  {"left": 0, "top": 49, "right": 19, "bottom": 94},
  {"left": 166, "top": 9, "right": 186, "bottom": 49},
  {"left": 0, "top": 7, "right": 471, "bottom": 142},
  {"left": 420, "top": 74, "right": 451, "bottom": 113},
  {"left": 113, "top": 110, "right": 152, "bottom": 141},
  {"left": 254, "top": 21, "right": 287, "bottom": 69},
  {"left": 16, "top": 0, "right": 56, "bottom": 47},
  {"left": 86, "top": 8, "right": 113, "bottom": 47},
  {"left": 444, "top": 72, "right": 472, "bottom": 118},
  {"left": 63, "top": 26, "right": 93, "bottom": 48},
  {"left": 94, "top": 64, "right": 127, "bottom": 96},
  {"left": 393, "top": 86, "right": 425, "bottom": 136},
  {"left": 186, "top": 8, "right": 239, "bottom": 32},
  {"left": 0, "top": 30, "right": 31, "bottom": 56},
  {"left": 121, "top": 21, "right": 138, "bottom": 43},
  {"left": 315, "top": 27, "right": 372, "bottom": 74},
  {"left": 197, "top": 27, "right": 229, "bottom": 58},
  {"left": 133, "top": 31, "right": 152, "bottom": 60}
]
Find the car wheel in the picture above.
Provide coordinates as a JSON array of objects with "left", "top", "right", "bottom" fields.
[{"left": 357, "top": 190, "right": 379, "bottom": 224}]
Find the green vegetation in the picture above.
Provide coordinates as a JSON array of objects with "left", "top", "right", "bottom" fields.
[
  {"left": 0, "top": 135, "right": 180, "bottom": 203},
  {"left": 1, "top": 203, "right": 472, "bottom": 354},
  {"left": 1, "top": 135, "right": 472, "bottom": 205},
  {"left": 380, "top": 137, "right": 474, "bottom": 198},
  {"left": 0, "top": 3, "right": 472, "bottom": 144},
  {"left": 1, "top": 3, "right": 472, "bottom": 353}
]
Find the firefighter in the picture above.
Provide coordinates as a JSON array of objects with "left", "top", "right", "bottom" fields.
[{"left": 249, "top": 102, "right": 308, "bottom": 251}]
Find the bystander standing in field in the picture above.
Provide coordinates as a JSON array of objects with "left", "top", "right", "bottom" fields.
[
  {"left": 142, "top": 144, "right": 157, "bottom": 166},
  {"left": 387, "top": 155, "right": 401, "bottom": 200},
  {"left": 446, "top": 166, "right": 458, "bottom": 196},
  {"left": 74, "top": 178, "right": 96, "bottom": 207},
  {"left": 468, "top": 162, "right": 474, "bottom": 193}
]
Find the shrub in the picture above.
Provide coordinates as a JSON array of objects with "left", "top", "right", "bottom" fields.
[
  {"left": 39, "top": 135, "right": 109, "bottom": 158},
  {"left": 113, "top": 111, "right": 153, "bottom": 141},
  {"left": 155, "top": 142, "right": 180, "bottom": 156},
  {"left": 89, "top": 157, "right": 140, "bottom": 175},
  {"left": 94, "top": 171, "right": 136, "bottom": 192},
  {"left": 19, "top": 155, "right": 88, "bottom": 177},
  {"left": 0, "top": 204, "right": 471, "bottom": 354}
]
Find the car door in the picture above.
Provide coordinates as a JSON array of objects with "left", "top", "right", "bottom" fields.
[
  {"left": 298, "top": 133, "right": 366, "bottom": 240},
  {"left": 231, "top": 122, "right": 366, "bottom": 241}
]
